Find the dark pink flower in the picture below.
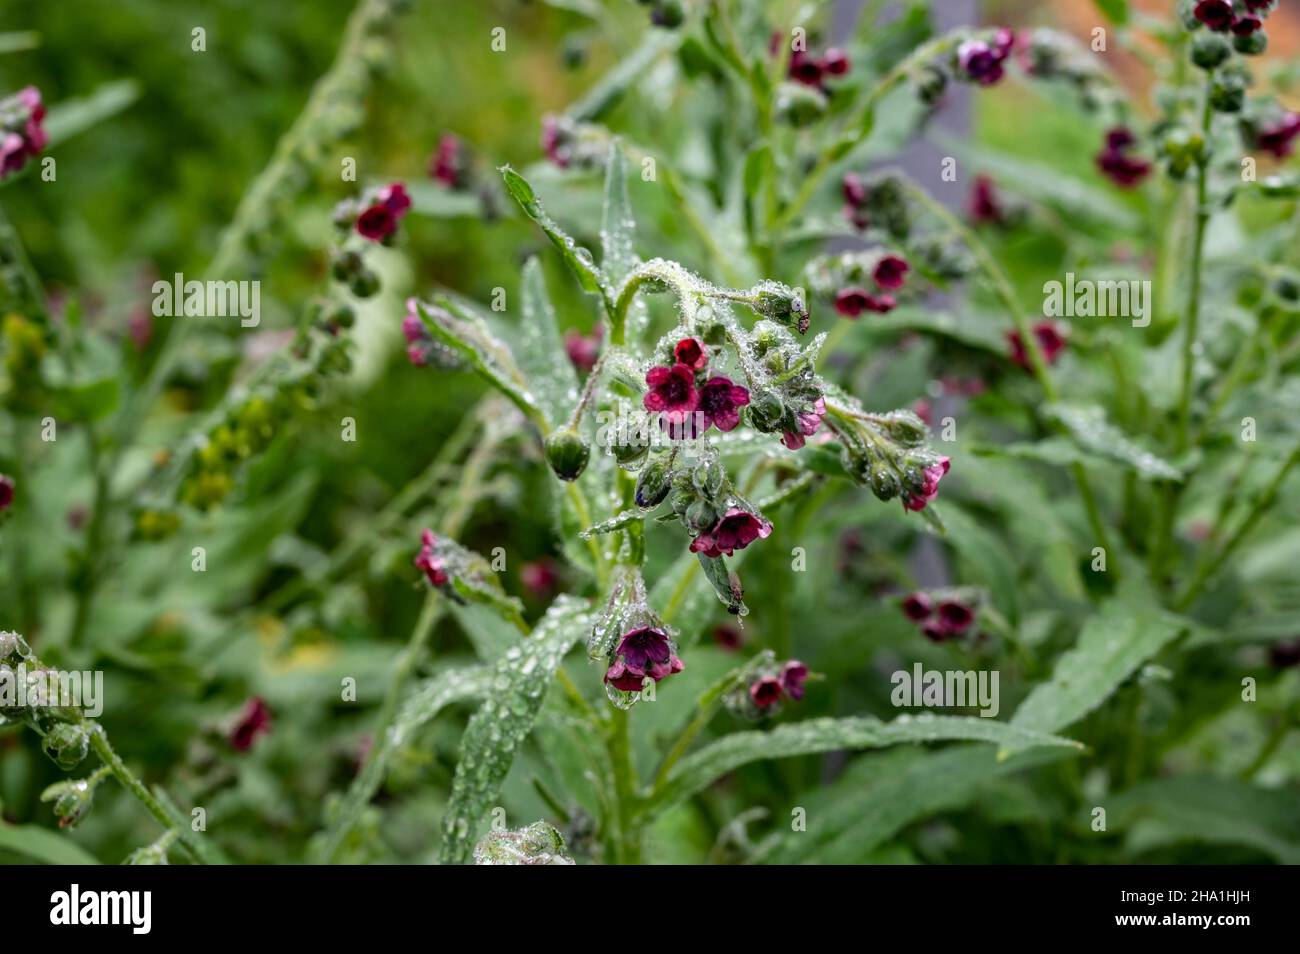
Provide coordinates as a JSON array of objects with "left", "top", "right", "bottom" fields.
[
  {"left": 873, "top": 255, "right": 909, "bottom": 291},
  {"left": 414, "top": 529, "right": 449, "bottom": 586},
  {"left": 936, "top": 599, "right": 974, "bottom": 635},
  {"left": 644, "top": 363, "right": 700, "bottom": 435},
  {"left": 0, "top": 474, "right": 14, "bottom": 512},
  {"left": 713, "top": 623, "right": 744, "bottom": 651},
  {"left": 565, "top": 327, "right": 601, "bottom": 373},
  {"left": 901, "top": 592, "right": 933, "bottom": 621},
  {"left": 378, "top": 183, "right": 411, "bottom": 215},
  {"left": 697, "top": 376, "right": 750, "bottom": 432},
  {"left": 835, "top": 287, "right": 895, "bottom": 317},
  {"left": 842, "top": 172, "right": 868, "bottom": 209},
  {"left": 0, "top": 86, "right": 46, "bottom": 179},
  {"left": 750, "top": 675, "right": 784, "bottom": 709},
  {"left": 1008, "top": 321, "right": 1066, "bottom": 369},
  {"left": 230, "top": 697, "right": 272, "bottom": 752},
  {"left": 357, "top": 204, "right": 397, "bottom": 241},
  {"left": 605, "top": 626, "right": 684, "bottom": 693},
  {"left": 902, "top": 457, "right": 950, "bottom": 513},
  {"left": 1231, "top": 14, "right": 1263, "bottom": 35},
  {"left": 1096, "top": 148, "right": 1151, "bottom": 188},
  {"left": 956, "top": 34, "right": 1013, "bottom": 86},
  {"left": 690, "top": 508, "right": 772, "bottom": 558},
  {"left": 430, "top": 133, "right": 467, "bottom": 188},
  {"left": 673, "top": 336, "right": 707, "bottom": 370},
  {"left": 969, "top": 175, "right": 1003, "bottom": 224},
  {"left": 921, "top": 619, "right": 949, "bottom": 643},
  {"left": 541, "top": 115, "right": 570, "bottom": 168},
  {"left": 520, "top": 558, "right": 559, "bottom": 598},
  {"left": 822, "top": 48, "right": 850, "bottom": 77},
  {"left": 1254, "top": 113, "right": 1300, "bottom": 158},
  {"left": 788, "top": 51, "right": 824, "bottom": 86},
  {"left": 780, "top": 660, "right": 809, "bottom": 701},
  {"left": 781, "top": 397, "right": 826, "bottom": 450},
  {"left": 1194, "top": 0, "right": 1235, "bottom": 31},
  {"left": 913, "top": 398, "right": 933, "bottom": 427}
]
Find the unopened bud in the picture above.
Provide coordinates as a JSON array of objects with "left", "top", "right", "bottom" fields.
[
  {"left": 42, "top": 723, "right": 91, "bottom": 770},
  {"left": 545, "top": 428, "right": 590, "bottom": 481},
  {"left": 635, "top": 456, "right": 673, "bottom": 508}
]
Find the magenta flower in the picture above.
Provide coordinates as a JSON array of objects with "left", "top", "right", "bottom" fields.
[
  {"left": 605, "top": 626, "right": 684, "bottom": 693},
  {"left": 402, "top": 298, "right": 436, "bottom": 367},
  {"left": 936, "top": 599, "right": 975, "bottom": 635},
  {"left": 0, "top": 86, "right": 46, "bottom": 179},
  {"left": 921, "top": 619, "right": 948, "bottom": 643},
  {"left": 0, "top": 474, "right": 14, "bottom": 513},
  {"left": 872, "top": 255, "right": 909, "bottom": 291},
  {"left": 565, "top": 327, "right": 601, "bottom": 373},
  {"left": 956, "top": 32, "right": 1014, "bottom": 86},
  {"left": 690, "top": 508, "right": 773, "bottom": 558},
  {"left": 673, "top": 336, "right": 707, "bottom": 370},
  {"left": 835, "top": 287, "right": 895, "bottom": 317},
  {"left": 378, "top": 183, "right": 411, "bottom": 215},
  {"left": 1096, "top": 129, "right": 1152, "bottom": 189},
  {"left": 1231, "top": 14, "right": 1263, "bottom": 35},
  {"left": 902, "top": 457, "right": 951, "bottom": 513},
  {"left": 1008, "top": 321, "right": 1066, "bottom": 370},
  {"left": 901, "top": 592, "right": 933, "bottom": 622},
  {"left": 842, "top": 172, "right": 868, "bottom": 208},
  {"left": 749, "top": 675, "right": 784, "bottom": 709},
  {"left": 781, "top": 397, "right": 826, "bottom": 450},
  {"left": 520, "top": 558, "right": 559, "bottom": 598},
  {"left": 969, "top": 174, "right": 1003, "bottom": 225},
  {"left": 788, "top": 51, "right": 824, "bottom": 86},
  {"left": 541, "top": 115, "right": 570, "bottom": 168},
  {"left": 430, "top": 133, "right": 467, "bottom": 188},
  {"left": 414, "top": 529, "right": 449, "bottom": 586},
  {"left": 713, "top": 623, "right": 744, "bottom": 651},
  {"left": 780, "top": 660, "right": 809, "bottom": 701},
  {"left": 1193, "top": 0, "right": 1235, "bottom": 31},
  {"left": 644, "top": 362, "right": 700, "bottom": 435},
  {"left": 822, "top": 48, "right": 850, "bottom": 77},
  {"left": 1254, "top": 113, "right": 1300, "bottom": 158},
  {"left": 356, "top": 183, "right": 411, "bottom": 241},
  {"left": 229, "top": 697, "right": 272, "bottom": 752},
  {"left": 697, "top": 376, "right": 750, "bottom": 432}
]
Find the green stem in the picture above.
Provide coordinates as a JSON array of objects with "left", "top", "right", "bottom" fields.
[
  {"left": 1178, "top": 80, "right": 1215, "bottom": 451},
  {"left": 605, "top": 706, "right": 641, "bottom": 864}
]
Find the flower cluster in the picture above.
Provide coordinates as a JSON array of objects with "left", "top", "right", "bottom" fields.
[
  {"left": 643, "top": 337, "right": 751, "bottom": 439},
  {"left": 820, "top": 400, "right": 951, "bottom": 513},
  {"left": 588, "top": 571, "right": 684, "bottom": 708},
  {"left": 840, "top": 171, "right": 911, "bottom": 237},
  {"left": 900, "top": 591, "right": 978, "bottom": 642},
  {"left": 333, "top": 182, "right": 411, "bottom": 243},
  {"left": 401, "top": 297, "right": 463, "bottom": 369},
  {"left": 954, "top": 29, "right": 1016, "bottom": 87},
  {"left": 805, "top": 248, "right": 912, "bottom": 319},
  {"left": 0, "top": 633, "right": 91, "bottom": 770},
  {"left": 0, "top": 86, "right": 47, "bottom": 180},
  {"left": 725, "top": 656, "right": 810, "bottom": 719},
  {"left": 414, "top": 528, "right": 450, "bottom": 587},
  {"left": 1189, "top": 0, "right": 1273, "bottom": 53},
  {"left": 773, "top": 33, "right": 851, "bottom": 91},
  {"left": 1095, "top": 127, "right": 1152, "bottom": 188}
]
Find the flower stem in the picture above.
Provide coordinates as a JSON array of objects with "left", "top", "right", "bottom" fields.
[
  {"left": 1178, "top": 80, "right": 1215, "bottom": 451},
  {"left": 605, "top": 706, "right": 642, "bottom": 863}
]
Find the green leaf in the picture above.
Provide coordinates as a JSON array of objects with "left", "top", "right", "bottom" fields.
[
  {"left": 0, "top": 812, "right": 101, "bottom": 864},
  {"left": 403, "top": 181, "right": 485, "bottom": 218},
  {"left": 0, "top": 31, "right": 40, "bottom": 54},
  {"left": 1006, "top": 588, "right": 1187, "bottom": 755},
  {"left": 599, "top": 141, "right": 638, "bottom": 287},
  {"left": 938, "top": 502, "right": 1020, "bottom": 624},
  {"left": 499, "top": 165, "right": 612, "bottom": 305},
  {"left": 696, "top": 553, "right": 746, "bottom": 616},
  {"left": 1109, "top": 776, "right": 1300, "bottom": 864},
  {"left": 1046, "top": 404, "right": 1184, "bottom": 482},
  {"left": 579, "top": 505, "right": 647, "bottom": 538},
  {"left": 566, "top": 30, "right": 680, "bottom": 122},
  {"left": 758, "top": 744, "right": 1073, "bottom": 863},
  {"left": 518, "top": 257, "right": 580, "bottom": 427},
  {"left": 1092, "top": 0, "right": 1130, "bottom": 27},
  {"left": 439, "top": 595, "right": 591, "bottom": 864},
  {"left": 650, "top": 714, "right": 1081, "bottom": 815},
  {"left": 44, "top": 80, "right": 140, "bottom": 150},
  {"left": 317, "top": 666, "right": 491, "bottom": 862}
]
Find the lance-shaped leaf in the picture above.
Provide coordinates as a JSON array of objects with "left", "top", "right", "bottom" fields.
[
  {"left": 1046, "top": 404, "right": 1183, "bottom": 482},
  {"left": 649, "top": 714, "right": 1081, "bottom": 815},
  {"left": 566, "top": 30, "right": 680, "bottom": 122},
  {"left": 318, "top": 666, "right": 492, "bottom": 862},
  {"left": 600, "top": 141, "right": 638, "bottom": 287},
  {"left": 696, "top": 553, "right": 747, "bottom": 617},
  {"left": 418, "top": 298, "right": 548, "bottom": 428},
  {"left": 439, "top": 595, "right": 592, "bottom": 864},
  {"left": 43, "top": 79, "right": 140, "bottom": 149},
  {"left": 499, "top": 165, "right": 613, "bottom": 309},
  {"left": 518, "top": 257, "right": 580, "bottom": 427},
  {"left": 1005, "top": 588, "right": 1187, "bottom": 756}
]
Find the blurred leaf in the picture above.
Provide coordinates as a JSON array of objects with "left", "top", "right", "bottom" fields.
[
  {"left": 939, "top": 502, "right": 1020, "bottom": 624},
  {"left": 518, "top": 256, "right": 580, "bottom": 429},
  {"left": 1046, "top": 404, "right": 1184, "bottom": 482},
  {"left": 1092, "top": 0, "right": 1130, "bottom": 26},
  {"left": 0, "top": 31, "right": 39, "bottom": 54},
  {"left": 44, "top": 79, "right": 140, "bottom": 149},
  {"left": 696, "top": 553, "right": 746, "bottom": 616},
  {"left": 599, "top": 141, "right": 638, "bottom": 287},
  {"left": 566, "top": 30, "right": 680, "bottom": 123},
  {"left": 404, "top": 182, "right": 486, "bottom": 218},
  {"left": 874, "top": 306, "right": 1007, "bottom": 353},
  {"left": 0, "top": 812, "right": 100, "bottom": 864},
  {"left": 438, "top": 595, "right": 591, "bottom": 864},
  {"left": 651, "top": 714, "right": 1081, "bottom": 814}
]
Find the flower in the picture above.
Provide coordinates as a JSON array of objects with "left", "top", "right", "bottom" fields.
[
  {"left": 1193, "top": 0, "right": 1235, "bottom": 31},
  {"left": 921, "top": 619, "right": 948, "bottom": 642},
  {"left": 788, "top": 50, "right": 824, "bottom": 86},
  {"left": 430, "top": 133, "right": 468, "bottom": 188},
  {"left": 913, "top": 398, "right": 933, "bottom": 427},
  {"left": 605, "top": 626, "right": 683, "bottom": 693},
  {"left": 690, "top": 508, "right": 773, "bottom": 557},
  {"left": 230, "top": 697, "right": 272, "bottom": 752},
  {"left": 1231, "top": 14, "right": 1263, "bottom": 35},
  {"left": 0, "top": 86, "right": 47, "bottom": 179},
  {"left": 780, "top": 660, "right": 809, "bottom": 700},
  {"left": 780, "top": 397, "right": 826, "bottom": 450},
  {"left": 697, "top": 376, "right": 750, "bottom": 432},
  {"left": 842, "top": 172, "right": 868, "bottom": 208},
  {"left": 713, "top": 623, "right": 744, "bottom": 651},
  {"left": 644, "top": 362, "right": 700, "bottom": 434},
  {"left": 414, "top": 529, "right": 449, "bottom": 586},
  {"left": 969, "top": 175, "right": 1003, "bottom": 224},
  {"left": 0, "top": 474, "right": 14, "bottom": 513},
  {"left": 822, "top": 48, "right": 850, "bottom": 77},
  {"left": 1253, "top": 113, "right": 1300, "bottom": 158},
  {"left": 936, "top": 599, "right": 975, "bottom": 635},
  {"left": 835, "top": 286, "right": 895, "bottom": 317},
  {"left": 901, "top": 592, "right": 933, "bottom": 621},
  {"left": 902, "top": 457, "right": 950, "bottom": 513},
  {"left": 565, "top": 326, "right": 602, "bottom": 372},
  {"left": 520, "top": 558, "right": 559, "bottom": 598},
  {"left": 673, "top": 336, "right": 707, "bottom": 370},
  {"left": 541, "top": 114, "right": 571, "bottom": 168},
  {"left": 356, "top": 183, "right": 411, "bottom": 241},
  {"left": 402, "top": 297, "right": 436, "bottom": 366},
  {"left": 1008, "top": 321, "right": 1066, "bottom": 369},
  {"left": 1095, "top": 127, "right": 1151, "bottom": 188},
  {"left": 872, "top": 255, "right": 909, "bottom": 291},
  {"left": 749, "top": 675, "right": 784, "bottom": 709},
  {"left": 956, "top": 32, "right": 1014, "bottom": 86}
]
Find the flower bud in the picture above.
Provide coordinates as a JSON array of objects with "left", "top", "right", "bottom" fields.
[
  {"left": 1232, "top": 29, "right": 1267, "bottom": 56},
  {"left": 748, "top": 390, "right": 787, "bottom": 430},
  {"left": 650, "top": 0, "right": 685, "bottom": 29},
  {"left": 751, "top": 282, "right": 810, "bottom": 334},
  {"left": 348, "top": 267, "right": 381, "bottom": 298},
  {"left": 42, "top": 722, "right": 91, "bottom": 770},
  {"left": 877, "top": 410, "right": 929, "bottom": 447},
  {"left": 41, "top": 776, "right": 102, "bottom": 829},
  {"left": 634, "top": 456, "right": 673, "bottom": 508},
  {"left": 545, "top": 428, "right": 590, "bottom": 481},
  {"left": 474, "top": 821, "right": 575, "bottom": 865},
  {"left": 1190, "top": 32, "right": 1231, "bottom": 70},
  {"left": 775, "top": 82, "right": 828, "bottom": 127},
  {"left": 913, "top": 64, "right": 948, "bottom": 106},
  {"left": 868, "top": 463, "right": 901, "bottom": 502}
]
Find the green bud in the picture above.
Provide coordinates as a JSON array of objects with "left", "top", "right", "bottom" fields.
[
  {"left": 42, "top": 723, "right": 91, "bottom": 770},
  {"left": 878, "top": 410, "right": 929, "bottom": 447},
  {"left": 684, "top": 498, "right": 716, "bottom": 535},
  {"left": 752, "top": 283, "right": 810, "bottom": 334},
  {"left": 545, "top": 428, "right": 590, "bottom": 481},
  {"left": 775, "top": 82, "right": 827, "bottom": 128},
  {"left": 913, "top": 64, "right": 948, "bottom": 107},
  {"left": 869, "top": 466, "right": 900, "bottom": 502},
  {"left": 474, "top": 821, "right": 574, "bottom": 865},
  {"left": 650, "top": 0, "right": 685, "bottom": 29},
  {"left": 331, "top": 248, "right": 363, "bottom": 282},
  {"left": 330, "top": 302, "right": 356, "bottom": 329},
  {"left": 1190, "top": 33, "right": 1231, "bottom": 71},
  {"left": 349, "top": 268, "right": 380, "bottom": 298},
  {"left": 41, "top": 776, "right": 101, "bottom": 830},
  {"left": 1233, "top": 31, "right": 1267, "bottom": 56},
  {"left": 612, "top": 433, "right": 649, "bottom": 468},
  {"left": 1274, "top": 272, "right": 1300, "bottom": 302},
  {"left": 635, "top": 456, "right": 673, "bottom": 508},
  {"left": 748, "top": 390, "right": 786, "bottom": 430}
]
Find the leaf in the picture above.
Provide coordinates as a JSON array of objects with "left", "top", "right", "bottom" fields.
[
  {"left": 1109, "top": 776, "right": 1300, "bottom": 864},
  {"left": 938, "top": 502, "right": 1020, "bottom": 624},
  {"left": 758, "top": 744, "right": 1073, "bottom": 864},
  {"left": 44, "top": 80, "right": 140, "bottom": 149},
  {"left": 567, "top": 31, "right": 680, "bottom": 122},
  {"left": 1092, "top": 0, "right": 1130, "bottom": 26},
  {"left": 696, "top": 553, "right": 746, "bottom": 616},
  {"left": 0, "top": 31, "right": 39, "bottom": 54},
  {"left": 1046, "top": 404, "right": 1184, "bottom": 482},
  {"left": 438, "top": 595, "right": 592, "bottom": 864},
  {"left": 403, "top": 181, "right": 485, "bottom": 218},
  {"left": 650, "top": 714, "right": 1081, "bottom": 814},
  {"left": 579, "top": 505, "right": 648, "bottom": 538},
  {"left": 518, "top": 257, "right": 580, "bottom": 427},
  {"left": 873, "top": 307, "right": 1008, "bottom": 354},
  {"left": 599, "top": 141, "right": 638, "bottom": 287},
  {"left": 499, "top": 165, "right": 612, "bottom": 305},
  {"left": 317, "top": 666, "right": 491, "bottom": 862},
  {"left": 0, "top": 813, "right": 100, "bottom": 864},
  {"left": 1006, "top": 587, "right": 1187, "bottom": 755}
]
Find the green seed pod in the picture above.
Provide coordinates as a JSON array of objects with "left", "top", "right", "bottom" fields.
[
  {"left": 42, "top": 723, "right": 91, "bottom": 770},
  {"left": 683, "top": 498, "right": 717, "bottom": 535},
  {"left": 544, "top": 428, "right": 590, "bottom": 481},
  {"left": 1190, "top": 33, "right": 1231, "bottom": 71},
  {"left": 869, "top": 466, "right": 900, "bottom": 502},
  {"left": 635, "top": 456, "right": 673, "bottom": 508},
  {"left": 1232, "top": 31, "right": 1267, "bottom": 56},
  {"left": 650, "top": 0, "right": 685, "bottom": 29},
  {"left": 349, "top": 268, "right": 381, "bottom": 298}
]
